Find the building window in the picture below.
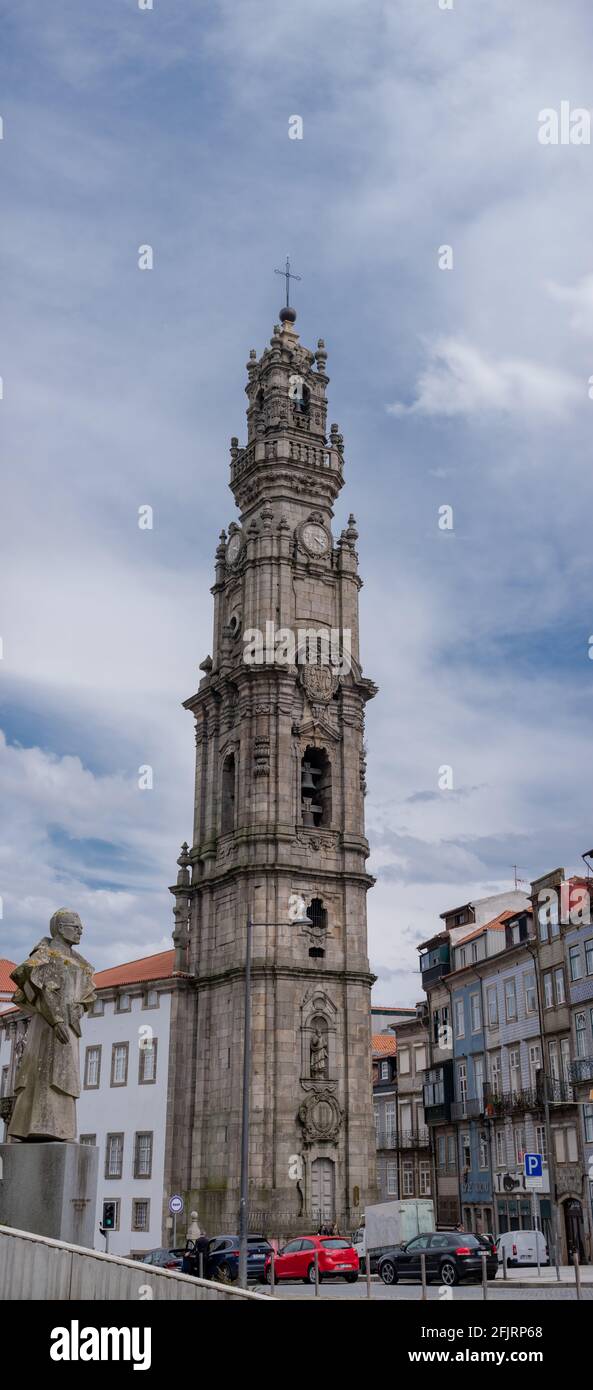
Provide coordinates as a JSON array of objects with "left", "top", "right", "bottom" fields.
[
  {"left": 111, "top": 1043, "right": 129, "bottom": 1087},
  {"left": 134, "top": 1132, "right": 153, "bottom": 1179},
  {"left": 419, "top": 1161, "right": 431, "bottom": 1195},
  {"left": 102, "top": 1199, "right": 120, "bottom": 1232},
  {"left": 116, "top": 993, "right": 131, "bottom": 1014},
  {"left": 585, "top": 939, "right": 593, "bottom": 976},
  {"left": 143, "top": 989, "right": 159, "bottom": 1009},
  {"left": 504, "top": 978, "right": 517, "bottom": 1022},
  {"left": 380, "top": 1060, "right": 389, "bottom": 1081},
  {"left": 84, "top": 1045, "right": 101, "bottom": 1089},
  {"left": 490, "top": 1052, "right": 502, "bottom": 1096},
  {"left": 495, "top": 1129, "right": 506, "bottom": 1168},
  {"left": 139, "top": 1038, "right": 158, "bottom": 1084},
  {"left": 402, "top": 1162, "right": 414, "bottom": 1196},
  {"left": 575, "top": 1012, "right": 587, "bottom": 1059},
  {"left": 560, "top": 1037, "right": 571, "bottom": 1084},
  {"left": 398, "top": 1048, "right": 410, "bottom": 1075},
  {"left": 478, "top": 1130, "right": 489, "bottom": 1170},
  {"left": 473, "top": 1055, "right": 485, "bottom": 1107},
  {"left": 300, "top": 746, "right": 331, "bottom": 828},
  {"left": 543, "top": 972, "right": 554, "bottom": 1009},
  {"left": 0, "top": 1066, "right": 9, "bottom": 1098},
  {"left": 528, "top": 1043, "right": 541, "bottom": 1090},
  {"left": 535, "top": 1124, "right": 548, "bottom": 1163},
  {"left": 432, "top": 1005, "right": 450, "bottom": 1047},
  {"left": 437, "top": 1136, "right": 446, "bottom": 1170},
  {"left": 454, "top": 999, "right": 465, "bottom": 1039},
  {"left": 386, "top": 1161, "right": 398, "bottom": 1196},
  {"left": 470, "top": 993, "right": 481, "bottom": 1033},
  {"left": 458, "top": 947, "right": 466, "bottom": 968},
  {"left": 524, "top": 971, "right": 537, "bottom": 1015},
  {"left": 554, "top": 968, "right": 566, "bottom": 1006},
  {"left": 374, "top": 1107, "right": 380, "bottom": 1138},
  {"left": 414, "top": 1043, "right": 427, "bottom": 1073},
  {"left": 447, "top": 1134, "right": 456, "bottom": 1171},
  {"left": 509, "top": 1048, "right": 521, "bottom": 1097},
  {"left": 221, "top": 752, "right": 236, "bottom": 835},
  {"left": 132, "top": 1199, "right": 151, "bottom": 1233},
  {"left": 385, "top": 1101, "right": 396, "bottom": 1144},
  {"left": 584, "top": 1105, "right": 593, "bottom": 1144},
  {"left": 461, "top": 1132, "right": 471, "bottom": 1170},
  {"left": 514, "top": 1126, "right": 526, "bottom": 1166},
  {"left": 569, "top": 946, "right": 583, "bottom": 983},
  {"left": 457, "top": 1061, "right": 467, "bottom": 1110},
  {"left": 554, "top": 1126, "right": 578, "bottom": 1163},
  {"left": 548, "top": 1039, "right": 560, "bottom": 1082},
  {"left": 79, "top": 1134, "right": 96, "bottom": 1146},
  {"left": 105, "top": 1133, "right": 124, "bottom": 1179},
  {"left": 92, "top": 997, "right": 105, "bottom": 1017},
  {"left": 487, "top": 986, "right": 498, "bottom": 1027}
]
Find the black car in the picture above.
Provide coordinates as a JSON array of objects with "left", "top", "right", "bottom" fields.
[
  {"left": 203, "top": 1234, "right": 273, "bottom": 1283},
  {"left": 378, "top": 1232, "right": 498, "bottom": 1287},
  {"left": 140, "top": 1247, "right": 185, "bottom": 1271}
]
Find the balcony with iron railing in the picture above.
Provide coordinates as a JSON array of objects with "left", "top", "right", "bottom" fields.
[
  {"left": 569, "top": 1057, "right": 593, "bottom": 1084},
  {"left": 482, "top": 1085, "right": 542, "bottom": 1119},
  {"left": 376, "top": 1128, "right": 431, "bottom": 1151},
  {"left": 451, "top": 1097, "right": 484, "bottom": 1121}
]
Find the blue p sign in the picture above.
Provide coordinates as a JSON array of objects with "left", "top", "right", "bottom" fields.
[{"left": 524, "top": 1153, "right": 543, "bottom": 1178}]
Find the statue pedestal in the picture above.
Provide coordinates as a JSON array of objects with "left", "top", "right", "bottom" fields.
[{"left": 0, "top": 1142, "right": 98, "bottom": 1249}]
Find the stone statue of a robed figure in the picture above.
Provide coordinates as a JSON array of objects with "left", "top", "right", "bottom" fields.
[{"left": 8, "top": 908, "right": 96, "bottom": 1143}]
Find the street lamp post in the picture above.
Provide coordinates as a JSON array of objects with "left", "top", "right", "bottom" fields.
[
  {"left": 237, "top": 899, "right": 313, "bottom": 1289},
  {"left": 238, "top": 911, "right": 253, "bottom": 1289}
]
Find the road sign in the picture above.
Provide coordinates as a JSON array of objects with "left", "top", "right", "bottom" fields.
[
  {"left": 169, "top": 1194, "right": 184, "bottom": 1215},
  {"left": 524, "top": 1153, "right": 544, "bottom": 1190}
]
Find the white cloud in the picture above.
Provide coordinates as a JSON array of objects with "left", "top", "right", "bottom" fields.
[
  {"left": 387, "top": 337, "right": 581, "bottom": 420},
  {"left": 547, "top": 273, "right": 593, "bottom": 335}
]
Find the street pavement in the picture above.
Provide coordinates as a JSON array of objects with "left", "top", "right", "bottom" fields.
[{"left": 266, "top": 1279, "right": 593, "bottom": 1300}]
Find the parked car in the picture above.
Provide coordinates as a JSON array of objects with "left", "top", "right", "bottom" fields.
[
  {"left": 496, "top": 1230, "right": 549, "bottom": 1267},
  {"left": 140, "top": 1247, "right": 185, "bottom": 1271},
  {"left": 264, "top": 1235, "right": 359, "bottom": 1285},
  {"left": 206, "top": 1234, "right": 273, "bottom": 1283},
  {"left": 378, "top": 1231, "right": 498, "bottom": 1287}
]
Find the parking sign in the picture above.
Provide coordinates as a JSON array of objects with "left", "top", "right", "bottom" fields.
[{"left": 524, "top": 1153, "right": 543, "bottom": 1189}]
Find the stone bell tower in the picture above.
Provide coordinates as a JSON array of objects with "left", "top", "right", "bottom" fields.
[{"left": 165, "top": 295, "right": 378, "bottom": 1237}]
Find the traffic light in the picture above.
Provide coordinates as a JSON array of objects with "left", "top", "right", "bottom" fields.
[{"left": 101, "top": 1202, "right": 116, "bottom": 1232}]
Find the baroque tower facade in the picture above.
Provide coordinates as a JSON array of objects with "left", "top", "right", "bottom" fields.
[{"left": 165, "top": 303, "right": 378, "bottom": 1236}]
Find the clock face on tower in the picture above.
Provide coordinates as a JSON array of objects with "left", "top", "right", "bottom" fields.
[
  {"left": 226, "top": 531, "right": 243, "bottom": 566},
  {"left": 301, "top": 522, "right": 330, "bottom": 557}
]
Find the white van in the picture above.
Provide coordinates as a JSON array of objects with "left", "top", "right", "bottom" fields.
[{"left": 496, "top": 1230, "right": 549, "bottom": 1267}]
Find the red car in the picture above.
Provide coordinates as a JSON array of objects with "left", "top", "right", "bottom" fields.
[{"left": 264, "top": 1235, "right": 359, "bottom": 1285}]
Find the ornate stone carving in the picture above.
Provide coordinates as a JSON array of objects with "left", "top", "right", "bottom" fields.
[
  {"left": 254, "top": 735, "right": 270, "bottom": 777},
  {"left": 310, "top": 1027, "right": 329, "bottom": 1080},
  {"left": 300, "top": 663, "right": 338, "bottom": 705},
  {"left": 297, "top": 1089, "right": 344, "bottom": 1145}
]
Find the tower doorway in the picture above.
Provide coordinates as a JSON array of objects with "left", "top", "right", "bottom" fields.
[{"left": 311, "top": 1156, "right": 335, "bottom": 1228}]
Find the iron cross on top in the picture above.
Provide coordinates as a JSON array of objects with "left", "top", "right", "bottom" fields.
[{"left": 275, "top": 256, "right": 301, "bottom": 308}]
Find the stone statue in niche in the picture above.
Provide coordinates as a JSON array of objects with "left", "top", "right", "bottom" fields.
[
  {"left": 310, "top": 1024, "right": 329, "bottom": 1081},
  {"left": 7, "top": 908, "right": 96, "bottom": 1143}
]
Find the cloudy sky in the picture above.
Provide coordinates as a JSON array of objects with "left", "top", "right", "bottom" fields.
[{"left": 1, "top": 1, "right": 593, "bottom": 1000}]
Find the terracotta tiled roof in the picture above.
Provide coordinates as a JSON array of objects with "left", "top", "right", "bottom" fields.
[
  {"left": 0, "top": 960, "right": 16, "bottom": 993},
  {"left": 455, "top": 910, "right": 515, "bottom": 945},
  {"left": 94, "top": 949, "right": 175, "bottom": 990},
  {"left": 372, "top": 1034, "right": 397, "bottom": 1056}
]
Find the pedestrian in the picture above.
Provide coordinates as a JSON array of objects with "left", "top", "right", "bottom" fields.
[{"left": 193, "top": 1233, "right": 211, "bottom": 1279}]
